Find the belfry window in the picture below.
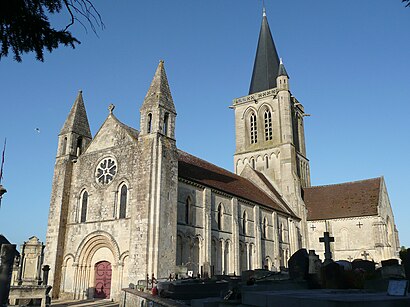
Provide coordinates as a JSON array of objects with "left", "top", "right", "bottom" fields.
[
  {"left": 147, "top": 113, "right": 152, "bottom": 133},
  {"left": 80, "top": 191, "right": 88, "bottom": 223},
  {"left": 163, "top": 113, "right": 169, "bottom": 135},
  {"left": 76, "top": 137, "right": 83, "bottom": 156},
  {"left": 250, "top": 112, "right": 257, "bottom": 144},
  {"left": 264, "top": 110, "right": 272, "bottom": 141},
  {"left": 119, "top": 184, "right": 127, "bottom": 219}
]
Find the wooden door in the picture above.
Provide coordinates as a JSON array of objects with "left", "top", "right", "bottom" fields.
[{"left": 94, "top": 261, "right": 112, "bottom": 298}]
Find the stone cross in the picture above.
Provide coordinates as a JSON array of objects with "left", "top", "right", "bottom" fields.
[
  {"left": 310, "top": 225, "right": 316, "bottom": 231},
  {"left": 108, "top": 104, "right": 115, "bottom": 114},
  {"left": 356, "top": 222, "right": 363, "bottom": 228},
  {"left": 319, "top": 232, "right": 334, "bottom": 264},
  {"left": 361, "top": 251, "right": 370, "bottom": 260},
  {"left": 347, "top": 256, "right": 353, "bottom": 262}
]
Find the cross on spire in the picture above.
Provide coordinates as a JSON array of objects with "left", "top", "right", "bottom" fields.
[{"left": 319, "top": 232, "right": 335, "bottom": 264}]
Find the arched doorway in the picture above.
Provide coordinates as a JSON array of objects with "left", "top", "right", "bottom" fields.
[{"left": 94, "top": 261, "right": 112, "bottom": 299}]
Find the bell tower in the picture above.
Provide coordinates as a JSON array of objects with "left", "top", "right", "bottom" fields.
[{"left": 231, "top": 9, "right": 310, "bottom": 245}]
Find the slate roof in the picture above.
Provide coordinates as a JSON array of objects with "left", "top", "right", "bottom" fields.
[
  {"left": 304, "top": 177, "right": 381, "bottom": 221},
  {"left": 60, "top": 91, "right": 92, "bottom": 138},
  {"left": 249, "top": 9, "right": 281, "bottom": 94},
  {"left": 178, "top": 150, "right": 289, "bottom": 214}
]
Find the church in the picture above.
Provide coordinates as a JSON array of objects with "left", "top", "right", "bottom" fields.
[{"left": 44, "top": 10, "right": 400, "bottom": 301}]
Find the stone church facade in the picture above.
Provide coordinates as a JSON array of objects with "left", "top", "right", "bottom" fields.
[{"left": 44, "top": 10, "right": 400, "bottom": 301}]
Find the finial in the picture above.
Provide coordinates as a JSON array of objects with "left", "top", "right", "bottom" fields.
[
  {"left": 108, "top": 104, "right": 115, "bottom": 114},
  {"left": 262, "top": 7, "right": 266, "bottom": 17},
  {"left": 78, "top": 90, "right": 82, "bottom": 94},
  {"left": 280, "top": 58, "right": 283, "bottom": 64},
  {"left": 159, "top": 59, "right": 164, "bottom": 64}
]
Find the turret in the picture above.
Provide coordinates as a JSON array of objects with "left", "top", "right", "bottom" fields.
[{"left": 58, "top": 91, "right": 92, "bottom": 157}]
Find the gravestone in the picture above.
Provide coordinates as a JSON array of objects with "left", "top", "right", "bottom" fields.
[
  {"left": 319, "top": 232, "right": 334, "bottom": 265},
  {"left": 308, "top": 250, "right": 321, "bottom": 274},
  {"left": 381, "top": 259, "right": 399, "bottom": 267},
  {"left": 352, "top": 259, "right": 376, "bottom": 273},
  {"left": 0, "top": 243, "right": 17, "bottom": 306},
  {"left": 17, "top": 236, "right": 45, "bottom": 286},
  {"left": 336, "top": 260, "right": 352, "bottom": 271},
  {"left": 401, "top": 249, "right": 410, "bottom": 281},
  {"left": 288, "top": 249, "right": 309, "bottom": 281},
  {"left": 321, "top": 262, "right": 345, "bottom": 289}
]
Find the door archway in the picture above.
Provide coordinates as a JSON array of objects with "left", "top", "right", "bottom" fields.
[{"left": 94, "top": 261, "right": 112, "bottom": 298}]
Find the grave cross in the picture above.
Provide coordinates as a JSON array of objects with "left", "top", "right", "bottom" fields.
[
  {"left": 347, "top": 256, "right": 353, "bottom": 262},
  {"left": 356, "top": 222, "right": 363, "bottom": 228},
  {"left": 361, "top": 251, "right": 370, "bottom": 260},
  {"left": 319, "top": 231, "right": 335, "bottom": 264}
]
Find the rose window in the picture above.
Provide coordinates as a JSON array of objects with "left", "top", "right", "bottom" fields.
[{"left": 95, "top": 157, "right": 117, "bottom": 185}]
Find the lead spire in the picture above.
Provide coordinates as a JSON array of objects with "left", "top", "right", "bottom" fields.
[{"left": 249, "top": 8, "right": 280, "bottom": 94}]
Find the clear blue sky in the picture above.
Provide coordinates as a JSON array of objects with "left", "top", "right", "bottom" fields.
[{"left": 1, "top": 1, "right": 409, "bottom": 249}]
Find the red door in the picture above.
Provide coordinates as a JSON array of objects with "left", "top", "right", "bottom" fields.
[{"left": 94, "top": 261, "right": 112, "bottom": 298}]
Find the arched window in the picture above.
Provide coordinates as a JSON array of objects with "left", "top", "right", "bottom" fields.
[
  {"left": 249, "top": 112, "right": 257, "bottom": 144},
  {"left": 163, "top": 112, "right": 169, "bottom": 135},
  {"left": 147, "top": 113, "right": 152, "bottom": 133},
  {"left": 251, "top": 158, "right": 255, "bottom": 169},
  {"left": 264, "top": 110, "right": 272, "bottom": 141},
  {"left": 217, "top": 204, "right": 223, "bottom": 230},
  {"left": 263, "top": 217, "right": 268, "bottom": 239},
  {"left": 119, "top": 184, "right": 128, "bottom": 219},
  {"left": 265, "top": 156, "right": 269, "bottom": 169},
  {"left": 80, "top": 190, "right": 88, "bottom": 223},
  {"left": 61, "top": 137, "right": 67, "bottom": 155},
  {"left": 185, "top": 197, "right": 191, "bottom": 225},
  {"left": 242, "top": 211, "right": 247, "bottom": 235}
]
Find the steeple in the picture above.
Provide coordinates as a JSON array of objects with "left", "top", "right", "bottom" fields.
[
  {"left": 140, "top": 61, "right": 176, "bottom": 139},
  {"left": 249, "top": 9, "right": 280, "bottom": 94},
  {"left": 278, "top": 58, "right": 289, "bottom": 77},
  {"left": 141, "top": 60, "right": 176, "bottom": 114},
  {"left": 60, "top": 91, "right": 92, "bottom": 138}
]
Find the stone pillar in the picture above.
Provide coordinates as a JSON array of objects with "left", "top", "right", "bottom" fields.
[
  {"left": 231, "top": 198, "right": 240, "bottom": 275},
  {"left": 0, "top": 244, "right": 16, "bottom": 307},
  {"left": 202, "top": 188, "right": 212, "bottom": 276},
  {"left": 42, "top": 265, "right": 50, "bottom": 286},
  {"left": 272, "top": 212, "right": 280, "bottom": 269},
  {"left": 220, "top": 240, "right": 225, "bottom": 274},
  {"left": 245, "top": 243, "right": 250, "bottom": 270}
]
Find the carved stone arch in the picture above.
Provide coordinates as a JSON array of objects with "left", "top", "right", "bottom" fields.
[
  {"left": 119, "top": 251, "right": 130, "bottom": 265},
  {"left": 63, "top": 253, "right": 75, "bottom": 266},
  {"left": 74, "top": 230, "right": 121, "bottom": 265},
  {"left": 258, "top": 103, "right": 273, "bottom": 114},
  {"left": 236, "top": 159, "right": 242, "bottom": 168},
  {"left": 255, "top": 155, "right": 262, "bottom": 162},
  {"left": 241, "top": 106, "right": 258, "bottom": 120}
]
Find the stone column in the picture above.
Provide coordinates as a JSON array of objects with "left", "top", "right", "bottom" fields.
[
  {"left": 202, "top": 188, "right": 212, "bottom": 276},
  {"left": 221, "top": 240, "right": 225, "bottom": 274},
  {"left": 272, "top": 212, "right": 280, "bottom": 269},
  {"left": 253, "top": 206, "right": 262, "bottom": 269},
  {"left": 245, "top": 243, "right": 250, "bottom": 270}
]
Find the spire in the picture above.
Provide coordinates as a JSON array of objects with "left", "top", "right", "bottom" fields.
[
  {"left": 278, "top": 58, "right": 289, "bottom": 77},
  {"left": 60, "top": 91, "right": 92, "bottom": 138},
  {"left": 249, "top": 9, "right": 280, "bottom": 94},
  {"left": 142, "top": 60, "right": 176, "bottom": 113}
]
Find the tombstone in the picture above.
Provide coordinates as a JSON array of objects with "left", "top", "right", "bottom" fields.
[
  {"left": 17, "top": 236, "right": 45, "bottom": 286},
  {"left": 403, "top": 248, "right": 410, "bottom": 281},
  {"left": 321, "top": 262, "right": 345, "bottom": 289},
  {"left": 352, "top": 259, "right": 376, "bottom": 273},
  {"left": 319, "top": 232, "right": 334, "bottom": 265},
  {"left": 288, "top": 249, "right": 309, "bottom": 281},
  {"left": 0, "top": 243, "right": 17, "bottom": 306},
  {"left": 307, "top": 250, "right": 322, "bottom": 288},
  {"left": 381, "top": 259, "right": 399, "bottom": 267},
  {"left": 336, "top": 260, "right": 352, "bottom": 271}
]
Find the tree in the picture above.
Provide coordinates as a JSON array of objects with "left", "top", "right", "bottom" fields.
[
  {"left": 0, "top": 0, "right": 103, "bottom": 62},
  {"left": 403, "top": 0, "right": 410, "bottom": 7}
]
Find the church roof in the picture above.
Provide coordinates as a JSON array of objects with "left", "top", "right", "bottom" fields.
[
  {"left": 60, "top": 91, "right": 92, "bottom": 138},
  {"left": 249, "top": 9, "right": 281, "bottom": 94},
  {"left": 141, "top": 60, "right": 176, "bottom": 114},
  {"left": 178, "top": 150, "right": 291, "bottom": 215},
  {"left": 304, "top": 177, "right": 381, "bottom": 221}
]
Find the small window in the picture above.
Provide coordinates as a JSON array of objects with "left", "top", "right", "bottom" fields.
[
  {"left": 80, "top": 191, "right": 88, "bottom": 223},
  {"left": 263, "top": 218, "right": 268, "bottom": 239},
  {"left": 76, "top": 137, "right": 83, "bottom": 155},
  {"left": 119, "top": 184, "right": 127, "bottom": 219},
  {"left": 251, "top": 158, "right": 255, "bottom": 169},
  {"left": 147, "top": 113, "right": 152, "bottom": 133},
  {"left": 250, "top": 112, "right": 257, "bottom": 144},
  {"left": 265, "top": 156, "right": 269, "bottom": 169},
  {"left": 242, "top": 211, "right": 247, "bottom": 235},
  {"left": 185, "top": 197, "right": 191, "bottom": 225},
  {"left": 163, "top": 113, "right": 169, "bottom": 135},
  {"left": 62, "top": 137, "right": 67, "bottom": 155},
  {"left": 217, "top": 204, "right": 223, "bottom": 230}
]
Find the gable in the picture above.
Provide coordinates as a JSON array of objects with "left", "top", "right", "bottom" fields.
[{"left": 85, "top": 114, "right": 139, "bottom": 154}]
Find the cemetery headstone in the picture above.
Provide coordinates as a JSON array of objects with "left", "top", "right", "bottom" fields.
[
  {"left": 352, "top": 259, "right": 376, "bottom": 273},
  {"left": 402, "top": 248, "right": 410, "bottom": 281},
  {"left": 17, "top": 236, "right": 45, "bottom": 286},
  {"left": 319, "top": 232, "right": 334, "bottom": 265},
  {"left": 288, "top": 249, "right": 309, "bottom": 281},
  {"left": 321, "top": 261, "right": 345, "bottom": 289},
  {"left": 336, "top": 260, "right": 352, "bottom": 271},
  {"left": 381, "top": 259, "right": 399, "bottom": 267}
]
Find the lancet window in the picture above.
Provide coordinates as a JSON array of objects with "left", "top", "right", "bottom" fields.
[
  {"left": 250, "top": 112, "right": 257, "bottom": 144},
  {"left": 119, "top": 184, "right": 128, "bottom": 219},
  {"left": 80, "top": 190, "right": 88, "bottom": 223},
  {"left": 242, "top": 211, "right": 247, "bottom": 235},
  {"left": 147, "top": 113, "right": 152, "bottom": 133},
  {"left": 264, "top": 110, "right": 272, "bottom": 141},
  {"left": 217, "top": 204, "right": 223, "bottom": 230}
]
